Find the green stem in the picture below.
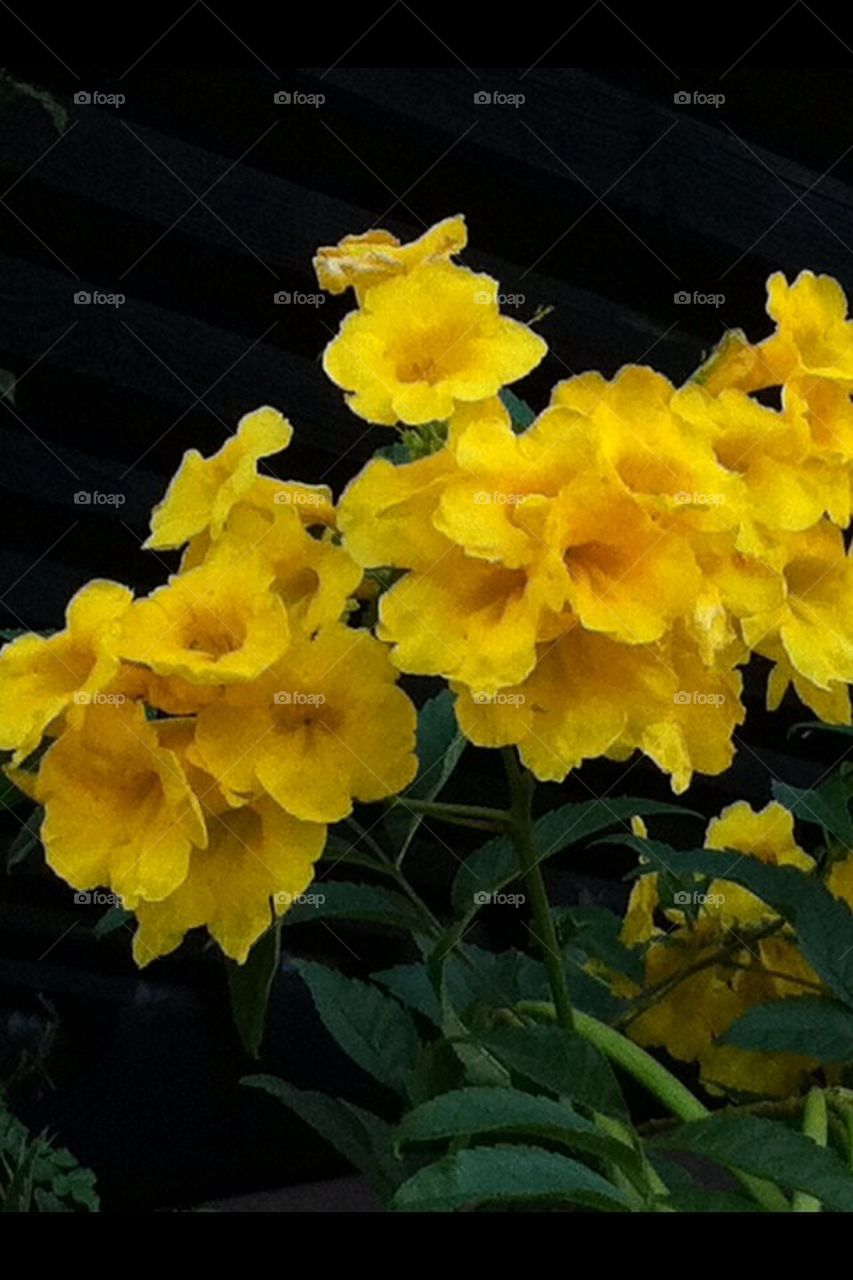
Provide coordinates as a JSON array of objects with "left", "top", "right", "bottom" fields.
[
  {"left": 502, "top": 749, "right": 575, "bottom": 1032},
  {"left": 518, "top": 1001, "right": 789, "bottom": 1212},
  {"left": 392, "top": 797, "right": 510, "bottom": 829},
  {"left": 793, "top": 1088, "right": 828, "bottom": 1213}
]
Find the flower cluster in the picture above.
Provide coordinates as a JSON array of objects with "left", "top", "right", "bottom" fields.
[
  {"left": 620, "top": 802, "right": 853, "bottom": 1096},
  {"left": 0, "top": 408, "right": 417, "bottom": 964},
  {"left": 320, "top": 219, "right": 853, "bottom": 793}
]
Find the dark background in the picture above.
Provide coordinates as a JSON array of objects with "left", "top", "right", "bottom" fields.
[{"left": 2, "top": 1, "right": 853, "bottom": 1212}]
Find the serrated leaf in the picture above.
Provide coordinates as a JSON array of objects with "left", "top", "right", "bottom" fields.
[
  {"left": 773, "top": 777, "right": 853, "bottom": 846},
  {"left": 452, "top": 799, "right": 694, "bottom": 917},
  {"left": 480, "top": 1023, "right": 628, "bottom": 1119},
  {"left": 295, "top": 960, "right": 421, "bottom": 1096},
  {"left": 555, "top": 905, "right": 644, "bottom": 984},
  {"left": 283, "top": 881, "right": 422, "bottom": 930},
  {"left": 226, "top": 921, "right": 280, "bottom": 1058},
  {"left": 396, "top": 1086, "right": 642, "bottom": 1179},
  {"left": 244, "top": 1075, "right": 398, "bottom": 1198},
  {"left": 722, "top": 996, "right": 853, "bottom": 1063},
  {"left": 391, "top": 1143, "right": 628, "bottom": 1212},
  {"left": 653, "top": 1114, "right": 853, "bottom": 1211}
]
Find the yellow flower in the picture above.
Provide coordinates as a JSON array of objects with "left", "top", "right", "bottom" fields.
[
  {"left": 133, "top": 722, "right": 325, "bottom": 965},
  {"left": 314, "top": 215, "right": 467, "bottom": 302},
  {"left": 146, "top": 406, "right": 292, "bottom": 550},
  {"left": 35, "top": 700, "right": 207, "bottom": 908},
  {"left": 742, "top": 520, "right": 853, "bottom": 691},
  {"left": 695, "top": 272, "right": 853, "bottom": 394},
  {"left": 454, "top": 624, "right": 743, "bottom": 792},
  {"left": 0, "top": 580, "right": 133, "bottom": 763},
  {"left": 323, "top": 261, "right": 547, "bottom": 425},
  {"left": 193, "top": 622, "right": 417, "bottom": 822},
  {"left": 703, "top": 800, "right": 814, "bottom": 926},
  {"left": 119, "top": 543, "right": 290, "bottom": 686},
  {"left": 548, "top": 367, "right": 741, "bottom": 528},
  {"left": 210, "top": 502, "right": 362, "bottom": 632}
]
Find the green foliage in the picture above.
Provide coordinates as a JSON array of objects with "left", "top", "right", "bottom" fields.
[
  {"left": 226, "top": 920, "right": 282, "bottom": 1058},
  {"left": 0, "top": 1095, "right": 98, "bottom": 1212}
]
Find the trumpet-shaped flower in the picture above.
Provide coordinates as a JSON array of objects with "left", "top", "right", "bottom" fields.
[
  {"left": 133, "top": 722, "right": 326, "bottom": 965},
  {"left": 146, "top": 406, "right": 293, "bottom": 550},
  {"left": 193, "top": 622, "right": 417, "bottom": 822},
  {"left": 323, "top": 262, "right": 547, "bottom": 425},
  {"left": 36, "top": 700, "right": 207, "bottom": 908},
  {"left": 0, "top": 580, "right": 133, "bottom": 763},
  {"left": 119, "top": 544, "right": 290, "bottom": 685},
  {"left": 314, "top": 215, "right": 467, "bottom": 303}
]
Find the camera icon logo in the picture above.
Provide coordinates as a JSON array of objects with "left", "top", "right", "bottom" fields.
[
  {"left": 673, "top": 690, "right": 691, "bottom": 705},
  {"left": 673, "top": 91, "right": 691, "bottom": 105},
  {"left": 74, "top": 91, "right": 93, "bottom": 105},
  {"left": 274, "top": 91, "right": 292, "bottom": 104},
  {"left": 274, "top": 691, "right": 292, "bottom": 704},
  {"left": 74, "top": 891, "right": 92, "bottom": 904},
  {"left": 74, "top": 291, "right": 92, "bottom": 305},
  {"left": 474, "top": 91, "right": 492, "bottom": 105},
  {"left": 474, "top": 891, "right": 492, "bottom": 905},
  {"left": 673, "top": 891, "right": 691, "bottom": 905},
  {"left": 673, "top": 290, "right": 691, "bottom": 305},
  {"left": 274, "top": 291, "right": 291, "bottom": 304},
  {"left": 74, "top": 491, "right": 92, "bottom": 504}
]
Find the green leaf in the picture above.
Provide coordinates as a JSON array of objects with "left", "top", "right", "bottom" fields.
[
  {"left": 480, "top": 1023, "right": 628, "bottom": 1119},
  {"left": 384, "top": 691, "right": 466, "bottom": 861},
  {"left": 295, "top": 960, "right": 421, "bottom": 1097},
  {"left": 396, "top": 1086, "right": 642, "bottom": 1178},
  {"left": 653, "top": 1114, "right": 853, "bottom": 1211},
  {"left": 6, "top": 808, "right": 42, "bottom": 870},
  {"left": 499, "top": 387, "right": 536, "bottom": 431},
  {"left": 0, "top": 369, "right": 15, "bottom": 406},
  {"left": 554, "top": 905, "right": 644, "bottom": 984},
  {"left": 391, "top": 1143, "right": 629, "bottom": 1212},
  {"left": 722, "top": 996, "right": 853, "bottom": 1063},
  {"left": 452, "top": 798, "right": 694, "bottom": 918},
  {"left": 226, "top": 921, "right": 281, "bottom": 1058},
  {"left": 244, "top": 1076, "right": 398, "bottom": 1198},
  {"left": 92, "top": 905, "right": 133, "bottom": 939},
  {"left": 773, "top": 777, "right": 853, "bottom": 846},
  {"left": 284, "top": 881, "right": 422, "bottom": 931}
]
